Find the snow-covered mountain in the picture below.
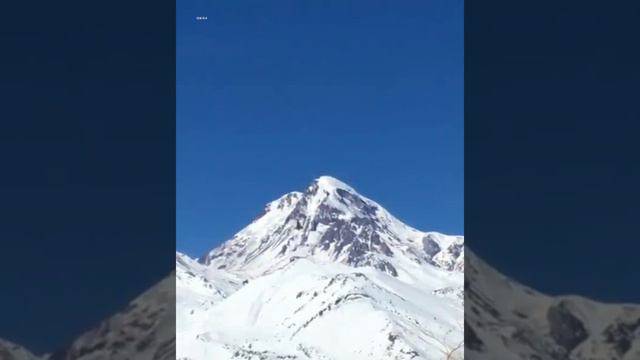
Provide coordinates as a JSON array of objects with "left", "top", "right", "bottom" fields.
[
  {"left": 466, "top": 249, "right": 640, "bottom": 359},
  {"left": 6, "top": 172, "right": 640, "bottom": 360},
  {"left": 200, "top": 176, "right": 464, "bottom": 276},
  {"left": 177, "top": 176, "right": 465, "bottom": 360},
  {"left": 0, "top": 339, "right": 40, "bottom": 360},
  {"left": 48, "top": 273, "right": 175, "bottom": 360},
  {"left": 0, "top": 273, "right": 175, "bottom": 360}
]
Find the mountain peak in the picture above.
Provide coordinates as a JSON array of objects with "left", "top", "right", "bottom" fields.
[
  {"left": 200, "top": 175, "right": 463, "bottom": 278},
  {"left": 311, "top": 175, "right": 356, "bottom": 194},
  {"left": 178, "top": 176, "right": 464, "bottom": 360}
]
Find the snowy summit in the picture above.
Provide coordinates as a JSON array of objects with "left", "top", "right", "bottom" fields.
[{"left": 177, "top": 176, "right": 464, "bottom": 360}]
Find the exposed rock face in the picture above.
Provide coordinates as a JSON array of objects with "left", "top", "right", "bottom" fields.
[
  {"left": 423, "top": 234, "right": 463, "bottom": 271},
  {"left": 546, "top": 301, "right": 589, "bottom": 357},
  {"left": 603, "top": 317, "right": 640, "bottom": 357},
  {"left": 466, "top": 249, "right": 640, "bottom": 360}
]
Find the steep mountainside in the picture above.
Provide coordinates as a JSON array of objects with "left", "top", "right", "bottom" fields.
[
  {"left": 0, "top": 273, "right": 175, "bottom": 360},
  {"left": 466, "top": 249, "right": 640, "bottom": 360},
  {"left": 0, "top": 340, "right": 40, "bottom": 360},
  {"left": 48, "top": 273, "right": 175, "bottom": 360},
  {"left": 201, "top": 176, "right": 464, "bottom": 277},
  {"left": 178, "top": 176, "right": 464, "bottom": 360}
]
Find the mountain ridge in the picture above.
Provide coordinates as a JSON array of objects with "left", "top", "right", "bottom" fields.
[
  {"left": 0, "top": 272, "right": 175, "bottom": 360},
  {"left": 200, "top": 176, "right": 464, "bottom": 278},
  {"left": 466, "top": 248, "right": 640, "bottom": 359}
]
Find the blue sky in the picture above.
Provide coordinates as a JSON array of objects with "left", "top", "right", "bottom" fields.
[{"left": 177, "top": 0, "right": 463, "bottom": 257}]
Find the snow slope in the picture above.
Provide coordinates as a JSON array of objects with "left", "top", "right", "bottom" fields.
[{"left": 178, "top": 176, "right": 464, "bottom": 360}]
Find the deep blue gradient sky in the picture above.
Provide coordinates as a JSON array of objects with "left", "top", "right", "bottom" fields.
[{"left": 177, "top": 1, "right": 463, "bottom": 257}]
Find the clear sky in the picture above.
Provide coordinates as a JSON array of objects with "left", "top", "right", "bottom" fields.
[{"left": 177, "top": 0, "right": 464, "bottom": 257}]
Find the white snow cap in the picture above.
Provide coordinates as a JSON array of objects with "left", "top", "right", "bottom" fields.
[{"left": 312, "top": 175, "right": 357, "bottom": 193}]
